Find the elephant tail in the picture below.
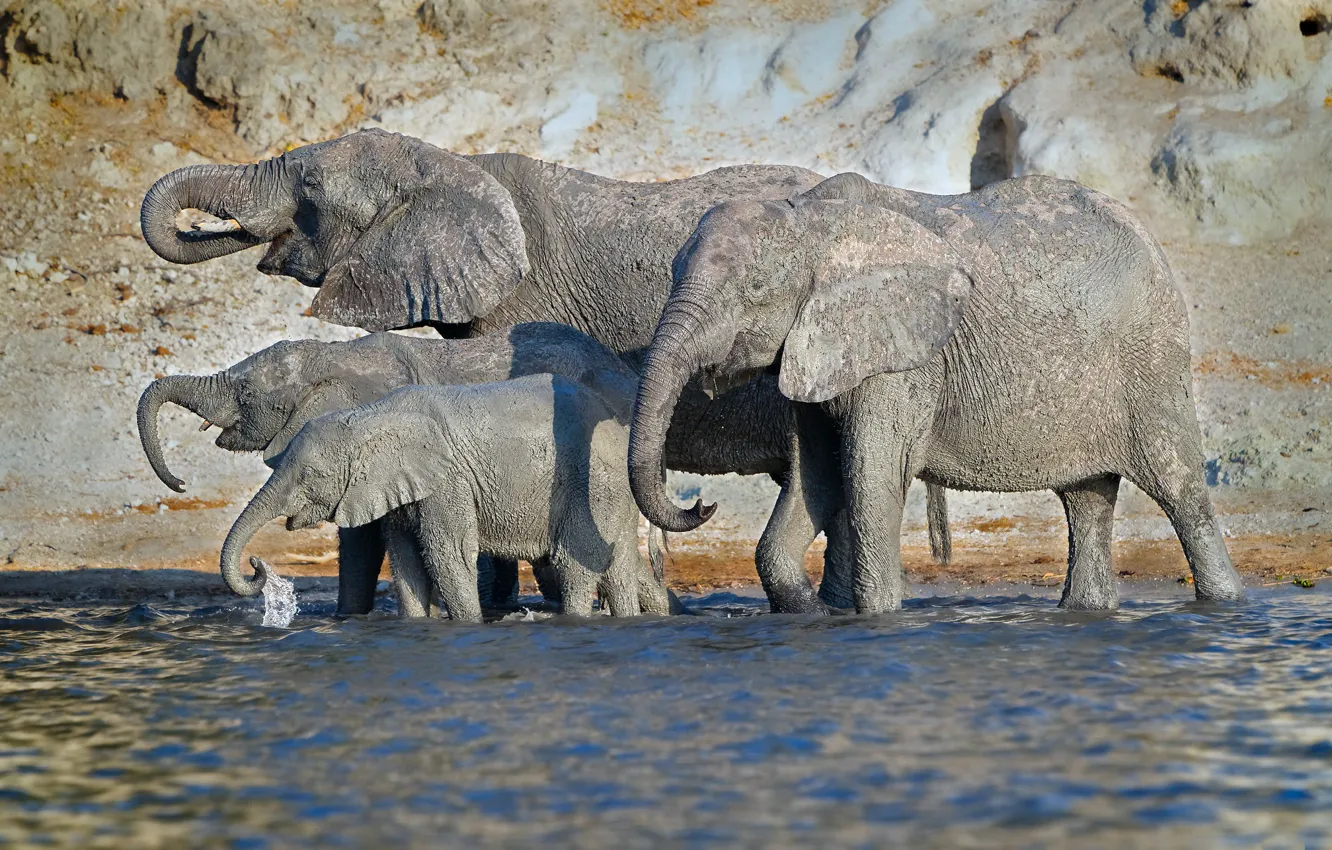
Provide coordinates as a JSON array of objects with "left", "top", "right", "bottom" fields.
[
  {"left": 926, "top": 483, "right": 952, "bottom": 566},
  {"left": 647, "top": 521, "right": 667, "bottom": 584},
  {"left": 646, "top": 521, "right": 687, "bottom": 615}
]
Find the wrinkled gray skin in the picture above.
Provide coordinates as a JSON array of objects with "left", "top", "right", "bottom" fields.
[
  {"left": 629, "top": 173, "right": 1245, "bottom": 614},
  {"left": 139, "top": 128, "right": 951, "bottom": 614},
  {"left": 137, "top": 322, "right": 671, "bottom": 613},
  {"left": 221, "top": 376, "right": 673, "bottom": 621}
]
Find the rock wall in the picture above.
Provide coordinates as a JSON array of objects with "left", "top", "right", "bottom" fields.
[{"left": 0, "top": 0, "right": 1328, "bottom": 568}]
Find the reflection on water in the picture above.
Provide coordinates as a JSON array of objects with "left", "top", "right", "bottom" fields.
[{"left": 2, "top": 585, "right": 1330, "bottom": 847}]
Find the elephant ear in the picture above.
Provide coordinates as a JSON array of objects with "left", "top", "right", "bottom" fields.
[
  {"left": 778, "top": 202, "right": 973, "bottom": 404},
  {"left": 332, "top": 414, "right": 452, "bottom": 528},
  {"left": 311, "top": 142, "right": 529, "bottom": 332}
]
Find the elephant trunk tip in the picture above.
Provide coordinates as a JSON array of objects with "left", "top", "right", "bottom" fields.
[
  {"left": 689, "top": 499, "right": 717, "bottom": 526},
  {"left": 248, "top": 556, "right": 273, "bottom": 593},
  {"left": 654, "top": 497, "right": 718, "bottom": 534}
]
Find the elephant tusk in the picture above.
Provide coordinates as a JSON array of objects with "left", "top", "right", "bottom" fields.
[
  {"left": 193, "top": 219, "right": 243, "bottom": 234},
  {"left": 175, "top": 209, "right": 244, "bottom": 235},
  {"left": 199, "top": 420, "right": 214, "bottom": 432}
]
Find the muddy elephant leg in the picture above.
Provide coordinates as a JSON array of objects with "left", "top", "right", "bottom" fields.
[
  {"left": 552, "top": 555, "right": 598, "bottom": 618},
  {"left": 756, "top": 404, "right": 842, "bottom": 614},
  {"left": 1056, "top": 474, "right": 1121, "bottom": 610},
  {"left": 599, "top": 540, "right": 643, "bottom": 618},
  {"left": 415, "top": 499, "right": 483, "bottom": 624},
  {"left": 1125, "top": 425, "right": 1243, "bottom": 601},
  {"left": 483, "top": 557, "right": 520, "bottom": 609},
  {"left": 336, "top": 523, "right": 386, "bottom": 616},
  {"left": 381, "top": 513, "right": 432, "bottom": 618},
  {"left": 529, "top": 557, "right": 563, "bottom": 603},
  {"left": 817, "top": 509, "right": 856, "bottom": 610},
  {"left": 842, "top": 391, "right": 930, "bottom": 615}
]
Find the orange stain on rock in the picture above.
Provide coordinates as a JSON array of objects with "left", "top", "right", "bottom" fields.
[
  {"left": 604, "top": 0, "right": 713, "bottom": 28},
  {"left": 1195, "top": 351, "right": 1332, "bottom": 388}
]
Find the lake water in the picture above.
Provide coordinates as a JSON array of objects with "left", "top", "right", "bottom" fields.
[{"left": 2, "top": 583, "right": 1330, "bottom": 848}]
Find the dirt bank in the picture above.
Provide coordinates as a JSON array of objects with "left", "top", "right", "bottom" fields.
[{"left": 0, "top": 0, "right": 1328, "bottom": 575}]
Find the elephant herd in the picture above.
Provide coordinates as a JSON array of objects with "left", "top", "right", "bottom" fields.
[{"left": 134, "top": 128, "right": 1244, "bottom": 620}]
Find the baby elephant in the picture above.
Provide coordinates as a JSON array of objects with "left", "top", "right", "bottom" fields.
[
  {"left": 219, "top": 376, "right": 673, "bottom": 621},
  {"left": 137, "top": 322, "right": 639, "bottom": 613}
]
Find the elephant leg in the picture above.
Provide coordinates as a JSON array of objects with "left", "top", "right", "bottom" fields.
[
  {"left": 553, "top": 555, "right": 599, "bottom": 618},
  {"left": 817, "top": 509, "right": 856, "bottom": 610},
  {"left": 1124, "top": 427, "right": 1243, "bottom": 602},
  {"left": 381, "top": 515, "right": 431, "bottom": 618},
  {"left": 336, "top": 523, "right": 385, "bottom": 616},
  {"left": 601, "top": 541, "right": 643, "bottom": 617},
  {"left": 415, "top": 499, "right": 483, "bottom": 623},
  {"left": 483, "top": 557, "right": 520, "bottom": 609},
  {"left": 756, "top": 404, "right": 842, "bottom": 614},
  {"left": 531, "top": 557, "right": 563, "bottom": 603},
  {"left": 842, "top": 391, "right": 929, "bottom": 615},
  {"left": 1056, "top": 474, "right": 1121, "bottom": 611}
]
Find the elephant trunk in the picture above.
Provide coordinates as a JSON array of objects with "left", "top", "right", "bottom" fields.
[
  {"left": 136, "top": 373, "right": 239, "bottom": 493},
  {"left": 219, "top": 480, "right": 284, "bottom": 597},
  {"left": 629, "top": 283, "right": 729, "bottom": 533},
  {"left": 140, "top": 160, "right": 285, "bottom": 264}
]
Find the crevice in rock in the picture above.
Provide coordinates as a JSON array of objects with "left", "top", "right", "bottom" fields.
[
  {"left": 0, "top": 11, "right": 13, "bottom": 78},
  {"left": 1299, "top": 13, "right": 1330, "bottom": 36},
  {"left": 1156, "top": 63, "right": 1184, "bottom": 82},
  {"left": 970, "top": 98, "right": 1017, "bottom": 190}
]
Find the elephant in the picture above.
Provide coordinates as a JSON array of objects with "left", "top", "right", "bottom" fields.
[
  {"left": 627, "top": 173, "right": 1245, "bottom": 614},
  {"left": 136, "top": 321, "right": 649, "bottom": 613},
  {"left": 220, "top": 376, "right": 675, "bottom": 621},
  {"left": 138, "top": 128, "right": 953, "bottom": 613}
]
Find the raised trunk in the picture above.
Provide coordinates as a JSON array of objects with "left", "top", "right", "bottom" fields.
[
  {"left": 136, "top": 373, "right": 238, "bottom": 492},
  {"left": 140, "top": 161, "right": 282, "bottom": 264},
  {"left": 219, "top": 482, "right": 284, "bottom": 597},
  {"left": 628, "top": 289, "right": 727, "bottom": 533}
]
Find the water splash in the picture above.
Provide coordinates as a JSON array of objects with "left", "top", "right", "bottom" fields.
[{"left": 260, "top": 568, "right": 299, "bottom": 628}]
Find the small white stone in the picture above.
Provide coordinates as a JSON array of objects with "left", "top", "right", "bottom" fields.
[{"left": 24, "top": 133, "right": 37, "bottom": 144}]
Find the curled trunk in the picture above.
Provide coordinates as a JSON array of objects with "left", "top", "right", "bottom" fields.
[
  {"left": 136, "top": 373, "right": 238, "bottom": 492},
  {"left": 628, "top": 290, "right": 724, "bottom": 533},
  {"left": 140, "top": 162, "right": 279, "bottom": 264},
  {"left": 219, "top": 482, "right": 283, "bottom": 597}
]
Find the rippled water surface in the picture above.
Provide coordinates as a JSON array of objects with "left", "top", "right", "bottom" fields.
[{"left": 3, "top": 584, "right": 1331, "bottom": 848}]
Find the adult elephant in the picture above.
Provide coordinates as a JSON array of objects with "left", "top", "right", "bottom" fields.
[
  {"left": 626, "top": 173, "right": 1245, "bottom": 613},
  {"left": 139, "top": 128, "right": 948, "bottom": 614}
]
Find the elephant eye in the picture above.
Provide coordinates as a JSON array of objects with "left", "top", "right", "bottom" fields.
[{"left": 301, "top": 165, "right": 322, "bottom": 187}]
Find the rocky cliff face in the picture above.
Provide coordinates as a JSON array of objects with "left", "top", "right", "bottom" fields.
[{"left": 1, "top": 0, "right": 1328, "bottom": 569}]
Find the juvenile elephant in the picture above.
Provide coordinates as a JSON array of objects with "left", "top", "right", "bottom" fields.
[
  {"left": 221, "top": 376, "right": 674, "bottom": 621},
  {"left": 139, "top": 128, "right": 952, "bottom": 611},
  {"left": 628, "top": 174, "right": 1244, "bottom": 613},
  {"left": 136, "top": 322, "right": 642, "bottom": 612}
]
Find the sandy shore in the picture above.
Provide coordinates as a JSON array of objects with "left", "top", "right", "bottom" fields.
[{"left": 4, "top": 529, "right": 1327, "bottom": 607}]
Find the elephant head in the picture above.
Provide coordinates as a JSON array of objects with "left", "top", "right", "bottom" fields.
[
  {"left": 219, "top": 392, "right": 452, "bottom": 596},
  {"left": 140, "top": 129, "right": 529, "bottom": 332},
  {"left": 137, "top": 338, "right": 406, "bottom": 492},
  {"left": 629, "top": 197, "right": 973, "bottom": 532}
]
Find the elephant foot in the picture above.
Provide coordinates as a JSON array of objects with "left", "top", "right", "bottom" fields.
[
  {"left": 767, "top": 587, "right": 833, "bottom": 616},
  {"left": 1057, "top": 596, "right": 1120, "bottom": 612}
]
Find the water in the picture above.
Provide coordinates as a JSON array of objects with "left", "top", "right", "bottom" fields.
[
  {"left": 2, "top": 584, "right": 1330, "bottom": 848},
  {"left": 260, "top": 570, "right": 299, "bottom": 629}
]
